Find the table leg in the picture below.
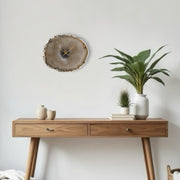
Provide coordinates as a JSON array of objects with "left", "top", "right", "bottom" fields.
[
  {"left": 30, "top": 138, "right": 40, "bottom": 177},
  {"left": 25, "top": 137, "right": 40, "bottom": 180},
  {"left": 141, "top": 137, "right": 155, "bottom": 180}
]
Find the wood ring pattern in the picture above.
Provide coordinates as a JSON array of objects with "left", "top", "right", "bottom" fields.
[{"left": 44, "top": 35, "right": 88, "bottom": 72}]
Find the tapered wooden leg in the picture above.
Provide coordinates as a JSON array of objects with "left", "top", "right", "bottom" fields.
[
  {"left": 25, "top": 138, "right": 40, "bottom": 180},
  {"left": 30, "top": 138, "right": 40, "bottom": 177},
  {"left": 141, "top": 137, "right": 155, "bottom": 180}
]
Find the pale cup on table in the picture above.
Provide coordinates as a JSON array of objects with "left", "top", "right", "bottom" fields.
[{"left": 47, "top": 110, "right": 56, "bottom": 120}]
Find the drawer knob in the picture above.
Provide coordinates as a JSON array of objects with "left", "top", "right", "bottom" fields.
[
  {"left": 46, "top": 128, "right": 54, "bottom": 132},
  {"left": 126, "top": 128, "right": 131, "bottom": 131}
]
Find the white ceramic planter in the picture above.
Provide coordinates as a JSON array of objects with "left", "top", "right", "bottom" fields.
[
  {"left": 133, "top": 94, "right": 149, "bottom": 120},
  {"left": 120, "top": 107, "right": 129, "bottom": 115},
  {"left": 36, "top": 105, "right": 47, "bottom": 120}
]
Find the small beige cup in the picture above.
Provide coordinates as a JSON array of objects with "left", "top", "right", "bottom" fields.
[{"left": 47, "top": 110, "right": 56, "bottom": 120}]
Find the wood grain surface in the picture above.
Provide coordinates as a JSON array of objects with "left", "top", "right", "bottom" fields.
[{"left": 12, "top": 118, "right": 168, "bottom": 137}]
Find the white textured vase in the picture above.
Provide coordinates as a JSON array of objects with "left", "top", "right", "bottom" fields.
[
  {"left": 36, "top": 105, "right": 47, "bottom": 120},
  {"left": 133, "top": 94, "right": 149, "bottom": 120}
]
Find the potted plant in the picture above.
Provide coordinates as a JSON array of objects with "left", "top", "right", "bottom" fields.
[
  {"left": 100, "top": 45, "right": 170, "bottom": 119},
  {"left": 119, "top": 90, "right": 130, "bottom": 115}
]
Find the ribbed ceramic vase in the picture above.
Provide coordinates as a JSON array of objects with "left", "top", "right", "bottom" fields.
[
  {"left": 36, "top": 105, "right": 47, "bottom": 120},
  {"left": 133, "top": 94, "right": 149, "bottom": 120}
]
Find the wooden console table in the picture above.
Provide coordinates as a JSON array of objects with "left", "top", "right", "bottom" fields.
[{"left": 12, "top": 118, "right": 168, "bottom": 180}]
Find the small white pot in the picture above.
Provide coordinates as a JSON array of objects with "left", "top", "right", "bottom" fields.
[
  {"left": 120, "top": 107, "right": 129, "bottom": 115},
  {"left": 133, "top": 94, "right": 149, "bottom": 120}
]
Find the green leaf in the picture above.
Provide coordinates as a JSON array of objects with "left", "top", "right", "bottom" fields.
[
  {"left": 142, "top": 74, "right": 150, "bottom": 85},
  {"left": 138, "top": 61, "right": 146, "bottom": 75},
  {"left": 149, "top": 69, "right": 169, "bottom": 76},
  {"left": 114, "top": 48, "right": 134, "bottom": 63},
  {"left": 160, "top": 69, "right": 170, "bottom": 76},
  {"left": 110, "top": 62, "right": 124, "bottom": 65},
  {"left": 111, "top": 67, "right": 125, "bottom": 71},
  {"left": 148, "top": 52, "right": 169, "bottom": 70},
  {"left": 148, "top": 45, "right": 167, "bottom": 63},
  {"left": 134, "top": 49, "right": 151, "bottom": 62},
  {"left": 113, "top": 75, "right": 136, "bottom": 88},
  {"left": 99, "top": 55, "right": 129, "bottom": 63},
  {"left": 125, "top": 63, "right": 139, "bottom": 80},
  {"left": 150, "top": 77, "right": 165, "bottom": 86},
  {"left": 131, "top": 62, "right": 140, "bottom": 75}
]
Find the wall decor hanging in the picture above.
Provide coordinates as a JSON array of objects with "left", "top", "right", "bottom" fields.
[{"left": 44, "top": 35, "right": 88, "bottom": 72}]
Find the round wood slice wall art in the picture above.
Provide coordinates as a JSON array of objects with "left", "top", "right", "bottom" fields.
[{"left": 44, "top": 35, "right": 88, "bottom": 72}]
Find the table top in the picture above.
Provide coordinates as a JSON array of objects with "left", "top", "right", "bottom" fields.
[{"left": 13, "top": 118, "right": 167, "bottom": 124}]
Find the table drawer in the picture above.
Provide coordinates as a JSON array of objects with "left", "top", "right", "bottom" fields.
[
  {"left": 90, "top": 124, "right": 167, "bottom": 137},
  {"left": 13, "top": 123, "right": 88, "bottom": 137}
]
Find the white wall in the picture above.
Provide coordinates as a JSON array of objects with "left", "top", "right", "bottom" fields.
[{"left": 0, "top": 0, "right": 180, "bottom": 179}]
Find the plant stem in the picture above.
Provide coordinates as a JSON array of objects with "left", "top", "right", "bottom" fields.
[{"left": 137, "top": 87, "right": 143, "bottom": 94}]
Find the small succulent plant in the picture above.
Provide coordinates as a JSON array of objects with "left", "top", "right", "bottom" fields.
[{"left": 119, "top": 90, "right": 130, "bottom": 107}]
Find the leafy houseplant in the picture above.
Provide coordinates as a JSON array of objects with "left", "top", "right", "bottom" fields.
[
  {"left": 100, "top": 45, "right": 170, "bottom": 119},
  {"left": 119, "top": 90, "right": 130, "bottom": 115},
  {"left": 100, "top": 45, "right": 170, "bottom": 94}
]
